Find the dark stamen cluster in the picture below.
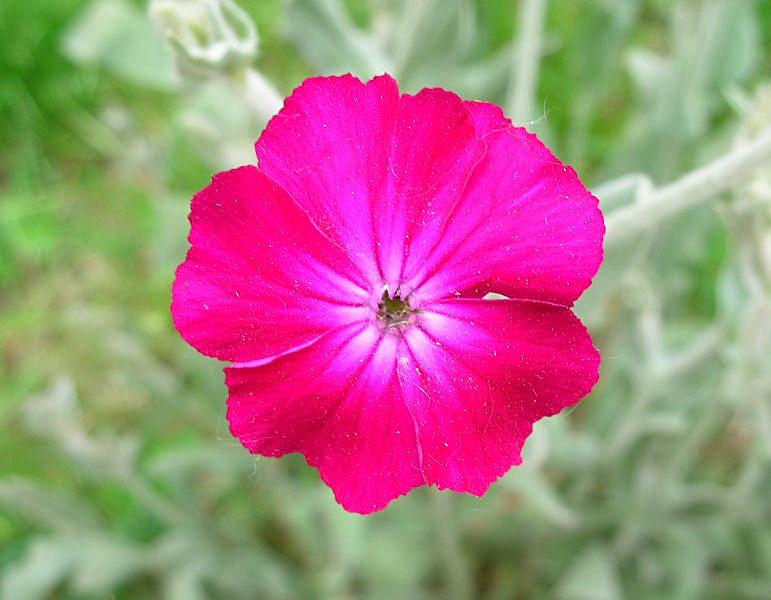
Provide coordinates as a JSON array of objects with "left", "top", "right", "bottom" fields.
[{"left": 377, "top": 289, "right": 414, "bottom": 328}]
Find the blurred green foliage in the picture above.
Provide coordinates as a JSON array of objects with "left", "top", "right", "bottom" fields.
[{"left": 1, "top": 0, "right": 771, "bottom": 599}]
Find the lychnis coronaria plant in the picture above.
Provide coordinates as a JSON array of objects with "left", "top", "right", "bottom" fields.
[{"left": 171, "top": 74, "right": 604, "bottom": 514}]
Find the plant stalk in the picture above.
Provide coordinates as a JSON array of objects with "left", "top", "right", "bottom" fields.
[
  {"left": 508, "top": 0, "right": 548, "bottom": 125},
  {"left": 605, "top": 126, "right": 771, "bottom": 244}
]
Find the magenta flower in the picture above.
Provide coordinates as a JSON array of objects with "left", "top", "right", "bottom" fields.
[{"left": 171, "top": 74, "right": 604, "bottom": 514}]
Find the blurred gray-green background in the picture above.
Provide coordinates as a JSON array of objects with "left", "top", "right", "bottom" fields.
[{"left": 2, "top": 0, "right": 771, "bottom": 598}]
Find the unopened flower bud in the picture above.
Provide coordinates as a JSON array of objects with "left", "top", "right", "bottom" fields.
[{"left": 149, "top": 0, "right": 257, "bottom": 78}]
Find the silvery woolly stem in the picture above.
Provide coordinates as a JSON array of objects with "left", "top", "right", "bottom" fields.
[
  {"left": 508, "top": 0, "right": 548, "bottom": 125},
  {"left": 606, "top": 126, "right": 771, "bottom": 244},
  {"left": 234, "top": 67, "right": 283, "bottom": 123}
]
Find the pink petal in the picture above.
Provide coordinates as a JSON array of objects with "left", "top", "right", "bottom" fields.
[
  {"left": 406, "top": 101, "right": 605, "bottom": 306},
  {"left": 176, "top": 77, "right": 606, "bottom": 513},
  {"left": 226, "top": 323, "right": 425, "bottom": 514},
  {"left": 400, "top": 297, "right": 600, "bottom": 495},
  {"left": 462, "top": 99, "right": 511, "bottom": 134},
  {"left": 226, "top": 297, "right": 598, "bottom": 512},
  {"left": 255, "top": 74, "right": 398, "bottom": 284},
  {"left": 171, "top": 166, "right": 369, "bottom": 362},
  {"left": 372, "top": 88, "right": 485, "bottom": 290},
  {"left": 255, "top": 74, "right": 485, "bottom": 292}
]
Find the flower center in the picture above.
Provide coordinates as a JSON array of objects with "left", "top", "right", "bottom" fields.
[{"left": 377, "top": 289, "right": 416, "bottom": 329}]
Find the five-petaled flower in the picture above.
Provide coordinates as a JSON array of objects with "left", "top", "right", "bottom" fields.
[{"left": 171, "top": 74, "right": 604, "bottom": 514}]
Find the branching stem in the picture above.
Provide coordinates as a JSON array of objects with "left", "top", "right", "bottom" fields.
[{"left": 605, "top": 126, "right": 771, "bottom": 244}]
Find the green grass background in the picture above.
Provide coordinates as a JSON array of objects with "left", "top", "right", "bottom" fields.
[{"left": 1, "top": 1, "right": 770, "bottom": 598}]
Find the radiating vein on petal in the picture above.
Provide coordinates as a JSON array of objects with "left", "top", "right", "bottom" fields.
[{"left": 172, "top": 166, "right": 369, "bottom": 362}]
